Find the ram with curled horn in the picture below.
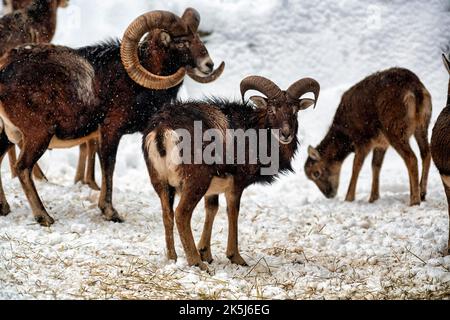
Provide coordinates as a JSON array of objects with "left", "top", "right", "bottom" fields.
[
  {"left": 0, "top": 8, "right": 225, "bottom": 225},
  {"left": 143, "top": 75, "right": 320, "bottom": 270}
]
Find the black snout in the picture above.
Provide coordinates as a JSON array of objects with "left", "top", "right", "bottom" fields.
[
  {"left": 325, "top": 192, "right": 334, "bottom": 199},
  {"left": 281, "top": 130, "right": 290, "bottom": 140},
  {"left": 205, "top": 61, "right": 214, "bottom": 73},
  {"left": 324, "top": 187, "right": 337, "bottom": 199}
]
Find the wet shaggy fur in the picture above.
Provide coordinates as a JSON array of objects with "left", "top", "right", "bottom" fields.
[
  {"left": 142, "top": 96, "right": 304, "bottom": 270},
  {"left": 144, "top": 99, "right": 299, "bottom": 187},
  {"left": 0, "top": 44, "right": 99, "bottom": 139}
]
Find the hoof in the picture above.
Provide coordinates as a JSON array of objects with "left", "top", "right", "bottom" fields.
[
  {"left": 0, "top": 203, "right": 11, "bottom": 216},
  {"left": 345, "top": 196, "right": 355, "bottom": 202},
  {"left": 195, "top": 261, "right": 209, "bottom": 272},
  {"left": 410, "top": 199, "right": 421, "bottom": 207},
  {"left": 188, "top": 255, "right": 209, "bottom": 272},
  {"left": 35, "top": 214, "right": 54, "bottom": 227},
  {"left": 102, "top": 207, "right": 124, "bottom": 223},
  {"left": 228, "top": 254, "right": 248, "bottom": 266},
  {"left": 369, "top": 194, "right": 379, "bottom": 203},
  {"left": 167, "top": 251, "right": 177, "bottom": 262},
  {"left": 199, "top": 247, "right": 214, "bottom": 264},
  {"left": 108, "top": 215, "right": 124, "bottom": 223},
  {"left": 420, "top": 192, "right": 427, "bottom": 202}
]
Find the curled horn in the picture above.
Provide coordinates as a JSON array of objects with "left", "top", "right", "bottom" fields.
[
  {"left": 186, "top": 62, "right": 225, "bottom": 83},
  {"left": 286, "top": 78, "right": 321, "bottom": 108},
  {"left": 120, "top": 11, "right": 187, "bottom": 90},
  {"left": 240, "top": 76, "right": 284, "bottom": 102},
  {"left": 181, "top": 7, "right": 200, "bottom": 32}
]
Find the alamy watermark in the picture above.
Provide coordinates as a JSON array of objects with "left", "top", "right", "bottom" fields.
[{"left": 165, "top": 121, "right": 284, "bottom": 176}]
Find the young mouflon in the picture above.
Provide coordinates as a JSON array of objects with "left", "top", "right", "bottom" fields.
[{"left": 305, "top": 68, "right": 432, "bottom": 206}]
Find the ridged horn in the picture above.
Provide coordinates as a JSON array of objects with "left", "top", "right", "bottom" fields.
[
  {"left": 181, "top": 7, "right": 200, "bottom": 32},
  {"left": 187, "top": 61, "right": 225, "bottom": 83},
  {"left": 240, "top": 76, "right": 284, "bottom": 102},
  {"left": 120, "top": 11, "right": 187, "bottom": 90},
  {"left": 287, "top": 78, "right": 321, "bottom": 108}
]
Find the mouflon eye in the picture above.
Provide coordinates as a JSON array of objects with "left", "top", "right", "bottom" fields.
[
  {"left": 313, "top": 171, "right": 321, "bottom": 179},
  {"left": 269, "top": 106, "right": 277, "bottom": 114}
]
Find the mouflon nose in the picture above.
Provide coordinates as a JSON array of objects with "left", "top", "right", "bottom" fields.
[
  {"left": 205, "top": 61, "right": 214, "bottom": 72},
  {"left": 281, "top": 123, "right": 291, "bottom": 139},
  {"left": 198, "top": 57, "right": 214, "bottom": 74}
]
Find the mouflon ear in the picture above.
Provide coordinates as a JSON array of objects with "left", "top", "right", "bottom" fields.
[
  {"left": 308, "top": 146, "right": 321, "bottom": 161},
  {"left": 298, "top": 98, "right": 316, "bottom": 110},
  {"left": 160, "top": 31, "right": 172, "bottom": 47},
  {"left": 249, "top": 96, "right": 268, "bottom": 108}
]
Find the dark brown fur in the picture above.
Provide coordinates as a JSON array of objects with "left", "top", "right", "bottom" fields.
[
  {"left": 0, "top": 0, "right": 68, "bottom": 182},
  {"left": 1, "top": 0, "right": 93, "bottom": 190},
  {"left": 143, "top": 91, "right": 316, "bottom": 270},
  {"left": 305, "top": 68, "right": 432, "bottom": 206},
  {"left": 431, "top": 55, "right": 450, "bottom": 255}
]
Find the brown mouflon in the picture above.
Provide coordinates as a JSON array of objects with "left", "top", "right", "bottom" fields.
[
  {"left": 143, "top": 76, "right": 320, "bottom": 270},
  {"left": 0, "top": 0, "right": 69, "bottom": 181},
  {"left": 305, "top": 68, "right": 432, "bottom": 206}
]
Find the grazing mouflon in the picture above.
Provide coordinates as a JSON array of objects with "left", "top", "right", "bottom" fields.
[{"left": 305, "top": 68, "right": 432, "bottom": 206}]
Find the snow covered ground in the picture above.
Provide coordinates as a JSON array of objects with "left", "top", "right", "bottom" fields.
[{"left": 1, "top": 0, "right": 450, "bottom": 299}]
